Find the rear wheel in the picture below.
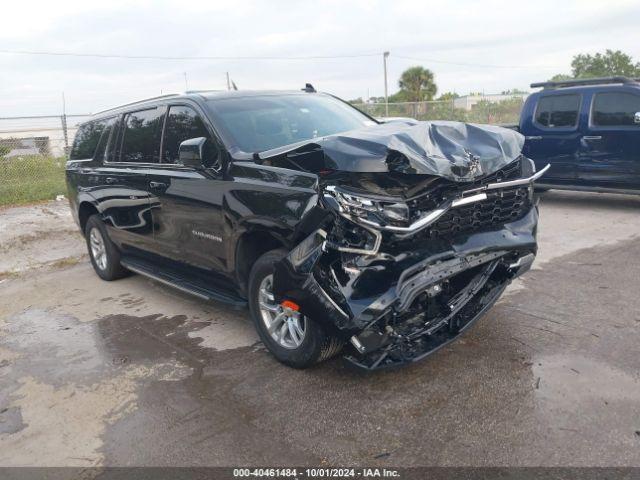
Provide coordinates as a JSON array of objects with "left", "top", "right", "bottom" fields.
[
  {"left": 85, "top": 215, "right": 129, "bottom": 281},
  {"left": 248, "top": 249, "right": 342, "bottom": 368}
]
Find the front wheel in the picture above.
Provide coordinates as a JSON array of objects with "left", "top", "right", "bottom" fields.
[
  {"left": 85, "top": 214, "right": 129, "bottom": 281},
  {"left": 248, "top": 249, "right": 342, "bottom": 368}
]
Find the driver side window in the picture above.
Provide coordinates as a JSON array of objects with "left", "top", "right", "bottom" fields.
[{"left": 162, "top": 105, "right": 218, "bottom": 166}]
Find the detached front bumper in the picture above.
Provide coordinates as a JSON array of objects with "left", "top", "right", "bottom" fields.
[{"left": 273, "top": 204, "right": 539, "bottom": 370}]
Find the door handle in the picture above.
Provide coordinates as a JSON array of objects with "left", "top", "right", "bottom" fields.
[
  {"left": 149, "top": 181, "right": 168, "bottom": 190},
  {"left": 525, "top": 136, "right": 543, "bottom": 140},
  {"left": 582, "top": 136, "right": 602, "bottom": 140},
  {"left": 105, "top": 177, "right": 117, "bottom": 184}
]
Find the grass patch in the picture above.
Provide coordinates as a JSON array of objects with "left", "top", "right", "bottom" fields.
[{"left": 0, "top": 156, "right": 67, "bottom": 206}]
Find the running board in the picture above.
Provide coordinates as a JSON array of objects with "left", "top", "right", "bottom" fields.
[{"left": 120, "top": 257, "right": 247, "bottom": 308}]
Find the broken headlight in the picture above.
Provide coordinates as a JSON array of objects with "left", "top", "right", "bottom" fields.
[{"left": 324, "top": 187, "right": 409, "bottom": 226}]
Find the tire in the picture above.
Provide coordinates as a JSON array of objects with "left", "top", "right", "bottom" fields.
[
  {"left": 84, "top": 214, "right": 129, "bottom": 281},
  {"left": 248, "top": 249, "right": 342, "bottom": 368}
]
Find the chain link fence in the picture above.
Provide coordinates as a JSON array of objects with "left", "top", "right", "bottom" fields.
[
  {"left": 0, "top": 114, "right": 89, "bottom": 206},
  {"left": 352, "top": 96, "right": 525, "bottom": 125},
  {"left": 0, "top": 97, "right": 525, "bottom": 206}
]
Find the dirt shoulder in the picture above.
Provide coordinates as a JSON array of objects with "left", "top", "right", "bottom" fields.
[{"left": 0, "top": 199, "right": 85, "bottom": 278}]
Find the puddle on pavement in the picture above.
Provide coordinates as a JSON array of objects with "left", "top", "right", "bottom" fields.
[{"left": 0, "top": 308, "right": 209, "bottom": 466}]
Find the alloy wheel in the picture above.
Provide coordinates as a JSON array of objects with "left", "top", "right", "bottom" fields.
[
  {"left": 258, "top": 274, "right": 306, "bottom": 349},
  {"left": 89, "top": 227, "right": 108, "bottom": 271}
]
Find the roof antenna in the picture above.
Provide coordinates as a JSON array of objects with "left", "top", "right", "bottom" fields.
[{"left": 302, "top": 83, "right": 316, "bottom": 93}]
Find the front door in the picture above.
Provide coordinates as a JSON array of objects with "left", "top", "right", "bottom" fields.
[
  {"left": 523, "top": 92, "right": 582, "bottom": 184},
  {"left": 148, "top": 104, "right": 228, "bottom": 274},
  {"left": 578, "top": 90, "right": 640, "bottom": 189}
]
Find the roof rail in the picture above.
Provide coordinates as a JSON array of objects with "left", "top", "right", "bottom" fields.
[
  {"left": 93, "top": 93, "right": 181, "bottom": 115},
  {"left": 184, "top": 89, "right": 224, "bottom": 94},
  {"left": 531, "top": 76, "right": 640, "bottom": 90}
]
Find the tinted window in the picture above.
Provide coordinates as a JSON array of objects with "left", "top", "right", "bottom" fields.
[
  {"left": 535, "top": 94, "right": 580, "bottom": 128},
  {"left": 70, "top": 119, "right": 109, "bottom": 160},
  {"left": 592, "top": 92, "right": 640, "bottom": 126},
  {"left": 119, "top": 108, "right": 164, "bottom": 163},
  {"left": 162, "top": 106, "right": 215, "bottom": 164},
  {"left": 207, "top": 94, "right": 375, "bottom": 153},
  {"left": 93, "top": 117, "right": 117, "bottom": 162}
]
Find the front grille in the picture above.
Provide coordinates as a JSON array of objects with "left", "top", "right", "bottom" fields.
[
  {"left": 425, "top": 186, "right": 531, "bottom": 239},
  {"left": 409, "top": 157, "right": 524, "bottom": 216}
]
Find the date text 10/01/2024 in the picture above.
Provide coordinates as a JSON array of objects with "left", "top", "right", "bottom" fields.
[{"left": 233, "top": 468, "right": 401, "bottom": 478}]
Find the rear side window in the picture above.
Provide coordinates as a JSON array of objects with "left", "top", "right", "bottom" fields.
[
  {"left": 162, "top": 106, "right": 213, "bottom": 164},
  {"left": 93, "top": 117, "right": 117, "bottom": 162},
  {"left": 535, "top": 94, "right": 580, "bottom": 128},
  {"left": 592, "top": 92, "right": 640, "bottom": 126},
  {"left": 70, "top": 119, "right": 109, "bottom": 160},
  {"left": 118, "top": 108, "right": 164, "bottom": 163}
]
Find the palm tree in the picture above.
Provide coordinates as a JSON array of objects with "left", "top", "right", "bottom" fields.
[{"left": 398, "top": 66, "right": 437, "bottom": 102}]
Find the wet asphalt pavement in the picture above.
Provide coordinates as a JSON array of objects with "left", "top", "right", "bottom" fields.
[{"left": 0, "top": 191, "right": 639, "bottom": 467}]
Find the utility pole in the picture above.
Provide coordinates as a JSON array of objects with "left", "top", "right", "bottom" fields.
[
  {"left": 61, "top": 92, "right": 69, "bottom": 156},
  {"left": 383, "top": 51, "right": 390, "bottom": 117},
  {"left": 226, "top": 72, "right": 231, "bottom": 91},
  {"left": 183, "top": 72, "right": 189, "bottom": 91}
]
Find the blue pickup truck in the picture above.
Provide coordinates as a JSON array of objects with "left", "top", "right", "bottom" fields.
[{"left": 519, "top": 76, "right": 640, "bottom": 194}]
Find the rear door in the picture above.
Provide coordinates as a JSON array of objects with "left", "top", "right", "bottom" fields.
[
  {"left": 98, "top": 107, "right": 164, "bottom": 255},
  {"left": 147, "top": 103, "right": 228, "bottom": 273},
  {"left": 578, "top": 90, "right": 640, "bottom": 189},
  {"left": 523, "top": 93, "right": 582, "bottom": 183}
]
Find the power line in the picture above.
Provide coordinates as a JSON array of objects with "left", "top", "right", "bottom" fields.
[
  {"left": 0, "top": 49, "right": 564, "bottom": 69},
  {"left": 0, "top": 49, "right": 381, "bottom": 61},
  {"left": 393, "top": 54, "right": 562, "bottom": 70}
]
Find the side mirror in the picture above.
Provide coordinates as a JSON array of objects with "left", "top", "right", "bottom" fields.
[
  {"left": 634, "top": 112, "right": 640, "bottom": 124},
  {"left": 178, "top": 137, "right": 207, "bottom": 168}
]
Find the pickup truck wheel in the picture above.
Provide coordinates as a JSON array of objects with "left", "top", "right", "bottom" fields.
[
  {"left": 248, "top": 249, "right": 342, "bottom": 368},
  {"left": 85, "top": 215, "right": 129, "bottom": 281}
]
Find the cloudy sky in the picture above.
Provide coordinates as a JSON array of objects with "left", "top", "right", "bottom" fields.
[{"left": 1, "top": 0, "right": 639, "bottom": 116}]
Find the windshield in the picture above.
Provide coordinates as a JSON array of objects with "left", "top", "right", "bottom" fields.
[{"left": 206, "top": 93, "right": 375, "bottom": 153}]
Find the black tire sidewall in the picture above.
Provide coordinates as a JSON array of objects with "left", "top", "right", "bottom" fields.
[
  {"left": 248, "top": 249, "right": 325, "bottom": 368},
  {"left": 85, "top": 215, "right": 126, "bottom": 281}
]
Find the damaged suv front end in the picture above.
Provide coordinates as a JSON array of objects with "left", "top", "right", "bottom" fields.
[{"left": 269, "top": 121, "right": 548, "bottom": 369}]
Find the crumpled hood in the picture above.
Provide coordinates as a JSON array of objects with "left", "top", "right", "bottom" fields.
[{"left": 260, "top": 120, "right": 525, "bottom": 182}]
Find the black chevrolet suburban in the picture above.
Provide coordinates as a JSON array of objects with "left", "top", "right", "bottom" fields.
[{"left": 66, "top": 88, "right": 547, "bottom": 370}]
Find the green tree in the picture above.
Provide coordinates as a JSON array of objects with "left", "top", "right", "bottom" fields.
[
  {"left": 388, "top": 90, "right": 409, "bottom": 102},
  {"left": 572, "top": 49, "right": 640, "bottom": 78},
  {"left": 397, "top": 66, "right": 437, "bottom": 102},
  {"left": 548, "top": 73, "right": 573, "bottom": 82},
  {"left": 437, "top": 92, "right": 460, "bottom": 101},
  {"left": 549, "top": 49, "right": 640, "bottom": 81}
]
